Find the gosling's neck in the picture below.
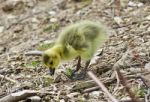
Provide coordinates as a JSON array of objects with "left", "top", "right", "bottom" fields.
[
  {"left": 51, "top": 44, "right": 78, "bottom": 60},
  {"left": 51, "top": 44, "right": 66, "bottom": 59}
]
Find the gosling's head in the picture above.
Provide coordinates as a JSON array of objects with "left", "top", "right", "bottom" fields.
[{"left": 43, "top": 49, "right": 61, "bottom": 75}]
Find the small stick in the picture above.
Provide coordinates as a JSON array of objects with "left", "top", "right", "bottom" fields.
[
  {"left": 0, "top": 90, "right": 37, "bottom": 102},
  {"left": 87, "top": 71, "right": 119, "bottom": 102},
  {"left": 116, "top": 69, "right": 142, "bottom": 102},
  {"left": 56, "top": 91, "right": 61, "bottom": 101},
  {"left": 25, "top": 50, "right": 43, "bottom": 56},
  {"left": 136, "top": 75, "right": 149, "bottom": 89},
  {"left": 82, "top": 86, "right": 100, "bottom": 93},
  {"left": 0, "top": 74, "right": 19, "bottom": 84},
  {"left": 119, "top": 98, "right": 144, "bottom": 102},
  {"left": 0, "top": 90, "right": 58, "bottom": 102}
]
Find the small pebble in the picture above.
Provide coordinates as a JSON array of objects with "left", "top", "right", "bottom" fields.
[
  {"left": 89, "top": 91, "right": 102, "bottom": 98},
  {"left": 0, "top": 26, "right": 4, "bottom": 33},
  {"left": 48, "top": 11, "right": 56, "bottom": 16},
  {"left": 50, "top": 18, "right": 58, "bottom": 23}
]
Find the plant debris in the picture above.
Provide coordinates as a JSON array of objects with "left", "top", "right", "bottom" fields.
[{"left": 0, "top": 0, "right": 150, "bottom": 101}]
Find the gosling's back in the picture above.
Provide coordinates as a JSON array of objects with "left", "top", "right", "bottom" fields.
[{"left": 56, "top": 21, "right": 108, "bottom": 60}]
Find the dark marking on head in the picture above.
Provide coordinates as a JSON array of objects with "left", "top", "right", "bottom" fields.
[{"left": 43, "top": 54, "right": 49, "bottom": 64}]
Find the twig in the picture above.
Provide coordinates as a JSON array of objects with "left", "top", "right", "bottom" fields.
[
  {"left": 56, "top": 91, "right": 61, "bottom": 101},
  {"left": 116, "top": 69, "right": 142, "bottom": 102},
  {"left": 112, "top": 19, "right": 150, "bottom": 29},
  {"left": 114, "top": 0, "right": 121, "bottom": 16},
  {"left": 25, "top": 50, "right": 43, "bottom": 56},
  {"left": 0, "top": 74, "right": 19, "bottom": 84},
  {"left": 0, "top": 90, "right": 57, "bottom": 102},
  {"left": 112, "top": 71, "right": 120, "bottom": 94},
  {"left": 119, "top": 98, "right": 144, "bottom": 102},
  {"left": 87, "top": 71, "right": 119, "bottom": 102},
  {"left": 0, "top": 90, "right": 37, "bottom": 102},
  {"left": 71, "top": 77, "right": 116, "bottom": 92},
  {"left": 137, "top": 75, "right": 149, "bottom": 89},
  {"left": 82, "top": 86, "right": 99, "bottom": 93}
]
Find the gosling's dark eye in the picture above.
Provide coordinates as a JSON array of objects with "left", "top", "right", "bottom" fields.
[{"left": 49, "top": 61, "right": 53, "bottom": 65}]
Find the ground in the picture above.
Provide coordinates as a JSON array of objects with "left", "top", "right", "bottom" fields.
[{"left": 0, "top": 0, "right": 150, "bottom": 102}]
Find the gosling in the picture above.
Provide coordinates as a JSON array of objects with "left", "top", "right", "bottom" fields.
[{"left": 43, "top": 21, "right": 108, "bottom": 79}]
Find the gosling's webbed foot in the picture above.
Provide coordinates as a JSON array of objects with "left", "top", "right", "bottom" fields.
[
  {"left": 65, "top": 59, "right": 90, "bottom": 80},
  {"left": 70, "top": 60, "right": 90, "bottom": 80},
  {"left": 65, "top": 69, "right": 86, "bottom": 80},
  {"left": 72, "top": 72, "right": 86, "bottom": 80}
]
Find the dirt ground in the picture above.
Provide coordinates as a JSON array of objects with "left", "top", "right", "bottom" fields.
[{"left": 0, "top": 0, "right": 150, "bottom": 102}]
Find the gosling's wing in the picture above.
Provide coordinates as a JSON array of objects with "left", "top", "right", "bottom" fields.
[
  {"left": 79, "top": 24, "right": 100, "bottom": 40},
  {"left": 56, "top": 24, "right": 89, "bottom": 51},
  {"left": 56, "top": 21, "right": 108, "bottom": 51}
]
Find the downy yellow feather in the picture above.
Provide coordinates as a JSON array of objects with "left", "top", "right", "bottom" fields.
[{"left": 43, "top": 21, "right": 108, "bottom": 75}]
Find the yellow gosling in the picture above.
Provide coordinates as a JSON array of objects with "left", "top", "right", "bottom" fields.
[{"left": 43, "top": 21, "right": 108, "bottom": 79}]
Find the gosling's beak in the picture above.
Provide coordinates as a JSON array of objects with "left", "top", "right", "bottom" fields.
[{"left": 49, "top": 68, "right": 55, "bottom": 75}]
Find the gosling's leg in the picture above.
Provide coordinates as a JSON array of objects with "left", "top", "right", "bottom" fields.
[
  {"left": 79, "top": 60, "right": 90, "bottom": 78},
  {"left": 70, "top": 56, "right": 81, "bottom": 78},
  {"left": 84, "top": 60, "right": 91, "bottom": 73},
  {"left": 73, "top": 56, "right": 81, "bottom": 73},
  {"left": 72, "top": 60, "right": 90, "bottom": 80},
  {"left": 64, "top": 56, "right": 82, "bottom": 79}
]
